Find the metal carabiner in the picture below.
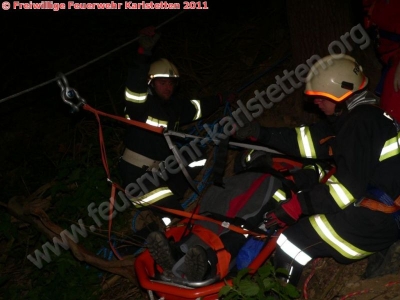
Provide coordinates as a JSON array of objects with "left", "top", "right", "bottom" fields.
[{"left": 56, "top": 73, "right": 86, "bottom": 113}]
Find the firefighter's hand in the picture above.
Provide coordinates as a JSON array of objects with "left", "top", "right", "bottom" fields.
[
  {"left": 264, "top": 193, "right": 302, "bottom": 228},
  {"left": 138, "top": 26, "right": 161, "bottom": 55},
  {"left": 234, "top": 121, "right": 260, "bottom": 141},
  {"left": 139, "top": 26, "right": 156, "bottom": 37}
]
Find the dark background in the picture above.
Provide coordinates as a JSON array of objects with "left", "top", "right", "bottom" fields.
[
  {"left": 3, "top": 2, "right": 395, "bottom": 299},
  {"left": 0, "top": 3, "right": 292, "bottom": 298},
  {"left": 0, "top": 1, "right": 289, "bottom": 199}
]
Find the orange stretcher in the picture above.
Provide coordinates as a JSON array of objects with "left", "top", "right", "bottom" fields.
[
  {"left": 134, "top": 225, "right": 283, "bottom": 300},
  {"left": 134, "top": 157, "right": 309, "bottom": 300}
]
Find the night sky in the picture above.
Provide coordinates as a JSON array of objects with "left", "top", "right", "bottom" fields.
[
  {"left": 1, "top": 3, "right": 209, "bottom": 105},
  {"left": 0, "top": 2, "right": 284, "bottom": 199},
  {"left": 1, "top": 2, "right": 275, "bottom": 109}
]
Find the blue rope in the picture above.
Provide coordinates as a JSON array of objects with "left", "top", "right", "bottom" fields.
[
  {"left": 90, "top": 239, "right": 121, "bottom": 277},
  {"left": 181, "top": 137, "right": 222, "bottom": 209},
  {"left": 367, "top": 186, "right": 400, "bottom": 224},
  {"left": 131, "top": 210, "right": 141, "bottom": 232},
  {"left": 181, "top": 166, "right": 213, "bottom": 209}
]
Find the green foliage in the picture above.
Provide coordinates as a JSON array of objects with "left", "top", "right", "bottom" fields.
[{"left": 218, "top": 262, "right": 301, "bottom": 300}]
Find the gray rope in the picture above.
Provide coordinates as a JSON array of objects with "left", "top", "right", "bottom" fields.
[{"left": 0, "top": 10, "right": 185, "bottom": 105}]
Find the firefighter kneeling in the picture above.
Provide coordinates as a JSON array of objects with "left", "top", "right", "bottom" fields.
[{"left": 253, "top": 55, "right": 400, "bottom": 284}]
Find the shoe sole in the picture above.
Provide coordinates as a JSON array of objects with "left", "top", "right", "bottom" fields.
[
  {"left": 146, "top": 231, "right": 176, "bottom": 271},
  {"left": 184, "top": 245, "right": 208, "bottom": 282}
]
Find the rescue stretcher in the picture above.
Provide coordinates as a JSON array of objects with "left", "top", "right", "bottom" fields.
[
  {"left": 135, "top": 224, "right": 283, "bottom": 300},
  {"left": 134, "top": 157, "right": 305, "bottom": 300}
]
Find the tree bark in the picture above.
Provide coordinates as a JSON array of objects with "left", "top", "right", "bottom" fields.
[
  {"left": 7, "top": 194, "right": 137, "bottom": 285},
  {"left": 287, "top": 0, "right": 355, "bottom": 64},
  {"left": 285, "top": 0, "right": 377, "bottom": 122}
]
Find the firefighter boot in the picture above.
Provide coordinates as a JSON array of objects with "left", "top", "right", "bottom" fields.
[
  {"left": 183, "top": 245, "right": 209, "bottom": 282},
  {"left": 146, "top": 231, "right": 176, "bottom": 276},
  {"left": 364, "top": 240, "right": 400, "bottom": 278}
]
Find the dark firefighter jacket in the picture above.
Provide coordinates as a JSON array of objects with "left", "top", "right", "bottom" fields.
[
  {"left": 123, "top": 55, "right": 221, "bottom": 162},
  {"left": 257, "top": 97, "right": 400, "bottom": 216}
]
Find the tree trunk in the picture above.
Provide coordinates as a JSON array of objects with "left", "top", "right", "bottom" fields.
[
  {"left": 287, "top": 0, "right": 354, "bottom": 63},
  {"left": 285, "top": 0, "right": 378, "bottom": 123}
]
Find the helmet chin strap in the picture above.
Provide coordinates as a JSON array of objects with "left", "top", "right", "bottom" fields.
[
  {"left": 334, "top": 101, "right": 347, "bottom": 116},
  {"left": 334, "top": 107, "right": 342, "bottom": 116},
  {"left": 325, "top": 104, "right": 343, "bottom": 122}
]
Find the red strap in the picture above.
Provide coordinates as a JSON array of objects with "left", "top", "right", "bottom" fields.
[
  {"left": 164, "top": 225, "right": 232, "bottom": 279},
  {"left": 395, "top": 196, "right": 400, "bottom": 207},
  {"left": 87, "top": 105, "right": 111, "bottom": 179},
  {"left": 82, "top": 103, "right": 163, "bottom": 183},
  {"left": 321, "top": 165, "right": 336, "bottom": 184},
  {"left": 191, "top": 225, "right": 231, "bottom": 279},
  {"left": 83, "top": 104, "right": 139, "bottom": 260},
  {"left": 155, "top": 206, "right": 268, "bottom": 238},
  {"left": 108, "top": 183, "right": 124, "bottom": 260},
  {"left": 83, "top": 104, "right": 164, "bottom": 135},
  {"left": 272, "top": 157, "right": 303, "bottom": 169},
  {"left": 358, "top": 198, "right": 400, "bottom": 213}
]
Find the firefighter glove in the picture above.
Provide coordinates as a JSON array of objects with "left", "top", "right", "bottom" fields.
[
  {"left": 138, "top": 26, "right": 161, "bottom": 55},
  {"left": 234, "top": 121, "right": 260, "bottom": 141},
  {"left": 264, "top": 192, "right": 302, "bottom": 227}
]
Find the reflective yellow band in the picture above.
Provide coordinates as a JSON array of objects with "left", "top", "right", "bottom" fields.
[
  {"left": 152, "top": 74, "right": 179, "bottom": 78},
  {"left": 326, "top": 175, "right": 354, "bottom": 208},
  {"left": 131, "top": 187, "right": 173, "bottom": 208},
  {"left": 380, "top": 132, "right": 400, "bottom": 162},
  {"left": 125, "top": 88, "right": 148, "bottom": 103},
  {"left": 304, "top": 163, "right": 326, "bottom": 182},
  {"left": 277, "top": 233, "right": 312, "bottom": 266},
  {"left": 296, "top": 126, "right": 317, "bottom": 158},
  {"left": 310, "top": 214, "right": 372, "bottom": 259},
  {"left": 146, "top": 116, "right": 168, "bottom": 128},
  {"left": 190, "top": 99, "right": 202, "bottom": 120},
  {"left": 272, "top": 189, "right": 287, "bottom": 202}
]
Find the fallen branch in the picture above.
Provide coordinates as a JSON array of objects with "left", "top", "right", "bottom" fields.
[{"left": 7, "top": 193, "right": 138, "bottom": 285}]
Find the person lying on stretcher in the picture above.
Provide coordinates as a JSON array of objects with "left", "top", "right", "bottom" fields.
[{"left": 145, "top": 150, "right": 311, "bottom": 285}]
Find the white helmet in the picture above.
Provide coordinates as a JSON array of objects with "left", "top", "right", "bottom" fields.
[
  {"left": 304, "top": 55, "right": 368, "bottom": 102},
  {"left": 148, "top": 58, "right": 179, "bottom": 83}
]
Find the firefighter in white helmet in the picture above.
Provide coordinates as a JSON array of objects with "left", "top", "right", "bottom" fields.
[
  {"left": 146, "top": 58, "right": 179, "bottom": 100},
  {"left": 118, "top": 26, "right": 222, "bottom": 221},
  {"left": 237, "top": 54, "right": 400, "bottom": 284}
]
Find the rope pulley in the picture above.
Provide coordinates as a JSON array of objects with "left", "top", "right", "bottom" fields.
[{"left": 56, "top": 72, "right": 86, "bottom": 113}]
